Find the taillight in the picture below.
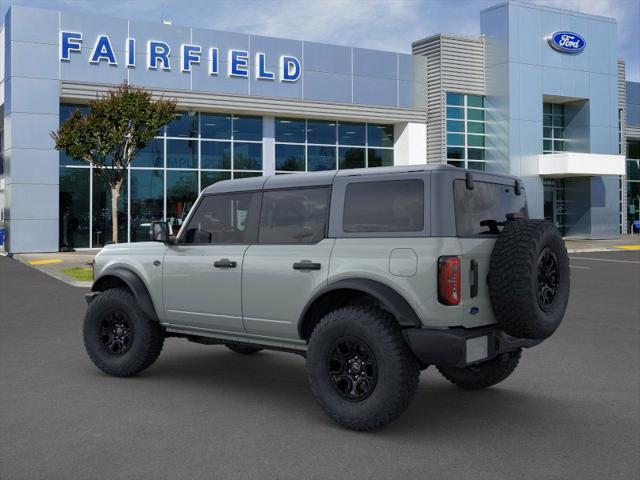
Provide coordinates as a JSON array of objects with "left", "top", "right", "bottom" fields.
[{"left": 438, "top": 256, "right": 461, "bottom": 306}]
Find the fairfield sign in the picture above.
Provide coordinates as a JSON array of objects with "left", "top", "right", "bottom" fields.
[{"left": 59, "top": 31, "right": 302, "bottom": 82}]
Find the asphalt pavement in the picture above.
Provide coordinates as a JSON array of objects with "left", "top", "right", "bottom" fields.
[{"left": 0, "top": 251, "right": 638, "bottom": 480}]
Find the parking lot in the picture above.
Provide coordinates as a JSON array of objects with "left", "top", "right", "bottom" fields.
[{"left": 0, "top": 251, "right": 638, "bottom": 480}]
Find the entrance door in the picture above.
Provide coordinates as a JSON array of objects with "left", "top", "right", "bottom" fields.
[
  {"left": 242, "top": 187, "right": 333, "bottom": 341},
  {"left": 543, "top": 178, "right": 568, "bottom": 236},
  {"left": 162, "top": 191, "right": 261, "bottom": 334}
]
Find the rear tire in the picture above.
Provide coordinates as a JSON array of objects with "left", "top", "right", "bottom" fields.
[
  {"left": 306, "top": 305, "right": 420, "bottom": 431},
  {"left": 437, "top": 349, "right": 521, "bottom": 390},
  {"left": 83, "top": 288, "right": 164, "bottom": 377},
  {"left": 225, "top": 344, "right": 263, "bottom": 355}
]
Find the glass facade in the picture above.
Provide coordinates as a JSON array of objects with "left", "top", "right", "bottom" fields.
[
  {"left": 445, "top": 92, "right": 486, "bottom": 170},
  {"left": 274, "top": 118, "right": 394, "bottom": 173},
  {"left": 543, "top": 103, "right": 565, "bottom": 154},
  {"left": 58, "top": 104, "right": 263, "bottom": 248},
  {"left": 627, "top": 140, "right": 640, "bottom": 231}
]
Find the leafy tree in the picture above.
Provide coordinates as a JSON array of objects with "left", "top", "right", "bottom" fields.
[{"left": 52, "top": 83, "right": 176, "bottom": 243}]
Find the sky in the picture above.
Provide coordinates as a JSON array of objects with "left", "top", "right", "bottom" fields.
[{"left": 1, "top": 0, "right": 638, "bottom": 80}]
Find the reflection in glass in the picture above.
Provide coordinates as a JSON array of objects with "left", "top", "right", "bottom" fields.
[
  {"left": 201, "top": 113, "right": 231, "bottom": 139},
  {"left": 446, "top": 121, "right": 464, "bottom": 133},
  {"left": 92, "top": 169, "right": 127, "bottom": 247},
  {"left": 367, "top": 124, "right": 394, "bottom": 147},
  {"left": 338, "top": 122, "right": 366, "bottom": 146},
  {"left": 307, "top": 145, "right": 336, "bottom": 171},
  {"left": 201, "top": 141, "right": 231, "bottom": 169},
  {"left": 275, "top": 118, "right": 306, "bottom": 143},
  {"left": 167, "top": 139, "right": 197, "bottom": 169},
  {"left": 447, "top": 133, "right": 464, "bottom": 146},
  {"left": 234, "top": 171, "right": 262, "bottom": 179},
  {"left": 167, "top": 171, "right": 198, "bottom": 235},
  {"left": 59, "top": 167, "right": 90, "bottom": 248},
  {"left": 134, "top": 139, "right": 163, "bottom": 168},
  {"left": 233, "top": 115, "right": 262, "bottom": 141},
  {"left": 234, "top": 142, "right": 262, "bottom": 170},
  {"left": 130, "top": 169, "right": 164, "bottom": 242},
  {"left": 201, "top": 171, "right": 231, "bottom": 189},
  {"left": 276, "top": 144, "right": 305, "bottom": 171},
  {"left": 368, "top": 148, "right": 394, "bottom": 167},
  {"left": 167, "top": 111, "right": 198, "bottom": 138},
  {"left": 339, "top": 147, "right": 365, "bottom": 169},
  {"left": 446, "top": 92, "right": 464, "bottom": 106},
  {"left": 307, "top": 120, "right": 336, "bottom": 145}
]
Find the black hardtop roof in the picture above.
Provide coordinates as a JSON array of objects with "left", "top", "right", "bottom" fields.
[{"left": 202, "top": 164, "right": 520, "bottom": 195}]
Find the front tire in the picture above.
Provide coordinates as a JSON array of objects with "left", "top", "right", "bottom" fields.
[
  {"left": 306, "top": 306, "right": 420, "bottom": 431},
  {"left": 437, "top": 349, "right": 521, "bottom": 390},
  {"left": 83, "top": 288, "right": 164, "bottom": 377}
]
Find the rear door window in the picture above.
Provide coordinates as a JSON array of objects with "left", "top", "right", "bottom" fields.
[
  {"left": 343, "top": 179, "right": 424, "bottom": 233},
  {"left": 258, "top": 188, "right": 329, "bottom": 244},
  {"left": 454, "top": 180, "right": 528, "bottom": 236}
]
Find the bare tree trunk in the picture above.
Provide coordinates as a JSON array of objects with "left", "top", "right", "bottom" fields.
[{"left": 110, "top": 180, "right": 123, "bottom": 243}]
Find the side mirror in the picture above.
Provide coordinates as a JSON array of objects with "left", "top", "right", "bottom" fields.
[{"left": 150, "top": 221, "right": 171, "bottom": 243}]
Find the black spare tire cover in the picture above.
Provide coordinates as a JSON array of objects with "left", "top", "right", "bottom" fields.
[{"left": 488, "top": 219, "right": 570, "bottom": 340}]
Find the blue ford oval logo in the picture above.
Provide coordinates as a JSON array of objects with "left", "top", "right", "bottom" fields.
[{"left": 547, "top": 31, "right": 586, "bottom": 54}]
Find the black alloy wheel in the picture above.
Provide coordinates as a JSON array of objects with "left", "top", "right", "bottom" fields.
[
  {"left": 99, "top": 311, "right": 134, "bottom": 355},
  {"left": 537, "top": 247, "right": 559, "bottom": 309},
  {"left": 329, "top": 337, "right": 378, "bottom": 402}
]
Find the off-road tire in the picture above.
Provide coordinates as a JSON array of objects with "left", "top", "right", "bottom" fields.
[
  {"left": 83, "top": 287, "right": 164, "bottom": 377},
  {"left": 306, "top": 305, "right": 420, "bottom": 431},
  {"left": 437, "top": 349, "right": 521, "bottom": 390},
  {"left": 489, "top": 219, "right": 570, "bottom": 340},
  {"left": 225, "top": 344, "right": 264, "bottom": 355}
]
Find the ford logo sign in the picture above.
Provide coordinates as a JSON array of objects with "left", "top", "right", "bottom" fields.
[{"left": 547, "top": 31, "right": 586, "bottom": 54}]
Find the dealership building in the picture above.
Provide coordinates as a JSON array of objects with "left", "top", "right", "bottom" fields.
[{"left": 0, "top": 1, "right": 639, "bottom": 252}]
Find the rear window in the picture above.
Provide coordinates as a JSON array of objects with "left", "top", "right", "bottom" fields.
[
  {"left": 454, "top": 180, "right": 528, "bottom": 236},
  {"left": 343, "top": 179, "right": 424, "bottom": 233}
]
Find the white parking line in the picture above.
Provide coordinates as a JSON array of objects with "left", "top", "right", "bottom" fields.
[
  {"left": 569, "top": 256, "right": 640, "bottom": 265},
  {"left": 569, "top": 265, "right": 591, "bottom": 270}
]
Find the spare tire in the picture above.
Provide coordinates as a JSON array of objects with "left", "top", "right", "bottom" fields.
[{"left": 488, "top": 219, "right": 569, "bottom": 340}]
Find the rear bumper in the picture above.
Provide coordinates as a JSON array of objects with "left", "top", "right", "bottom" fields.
[{"left": 403, "top": 325, "right": 542, "bottom": 368}]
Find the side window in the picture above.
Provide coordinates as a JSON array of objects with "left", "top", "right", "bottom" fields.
[
  {"left": 182, "top": 192, "right": 260, "bottom": 244},
  {"left": 259, "top": 188, "right": 329, "bottom": 244},
  {"left": 343, "top": 179, "right": 424, "bottom": 233}
]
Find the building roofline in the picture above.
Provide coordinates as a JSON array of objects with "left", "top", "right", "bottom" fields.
[
  {"left": 481, "top": 1, "right": 616, "bottom": 24},
  {"left": 412, "top": 33, "right": 483, "bottom": 48}
]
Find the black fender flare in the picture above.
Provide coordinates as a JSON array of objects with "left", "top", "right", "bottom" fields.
[
  {"left": 298, "top": 278, "right": 422, "bottom": 338},
  {"left": 92, "top": 267, "right": 159, "bottom": 322}
]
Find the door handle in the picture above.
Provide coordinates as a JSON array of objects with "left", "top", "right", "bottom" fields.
[
  {"left": 214, "top": 258, "right": 237, "bottom": 268},
  {"left": 293, "top": 260, "right": 321, "bottom": 271},
  {"left": 470, "top": 259, "right": 478, "bottom": 298}
]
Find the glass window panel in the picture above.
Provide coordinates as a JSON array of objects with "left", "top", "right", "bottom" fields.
[
  {"left": 166, "top": 139, "right": 197, "bottom": 169},
  {"left": 200, "top": 113, "right": 231, "bottom": 139},
  {"left": 92, "top": 169, "right": 127, "bottom": 247},
  {"left": 447, "top": 147, "right": 464, "bottom": 159},
  {"left": 201, "top": 171, "right": 231, "bottom": 189},
  {"left": 233, "top": 115, "right": 262, "bottom": 141},
  {"left": 307, "top": 145, "right": 336, "bottom": 171},
  {"left": 233, "top": 171, "right": 263, "bottom": 179},
  {"left": 543, "top": 114, "right": 553, "bottom": 126},
  {"left": 554, "top": 128, "right": 564, "bottom": 139},
  {"left": 446, "top": 106, "right": 464, "bottom": 120},
  {"left": 467, "top": 134, "right": 485, "bottom": 147},
  {"left": 467, "top": 95, "right": 484, "bottom": 108},
  {"left": 543, "top": 127, "right": 553, "bottom": 138},
  {"left": 183, "top": 192, "right": 260, "bottom": 244},
  {"left": 343, "top": 180, "right": 424, "bottom": 233},
  {"left": 201, "top": 140, "right": 231, "bottom": 169},
  {"left": 543, "top": 139, "right": 552, "bottom": 151},
  {"left": 467, "top": 122, "right": 484, "bottom": 134},
  {"left": 59, "top": 167, "right": 90, "bottom": 248},
  {"left": 447, "top": 133, "right": 465, "bottom": 146},
  {"left": 259, "top": 188, "right": 329, "bottom": 244},
  {"left": 552, "top": 103, "right": 563, "bottom": 115},
  {"left": 543, "top": 103, "right": 552, "bottom": 114},
  {"left": 447, "top": 120, "right": 464, "bottom": 133},
  {"left": 447, "top": 160, "right": 465, "bottom": 168},
  {"left": 468, "top": 148, "right": 485, "bottom": 160},
  {"left": 368, "top": 148, "right": 394, "bottom": 168},
  {"left": 307, "top": 120, "right": 336, "bottom": 145},
  {"left": 167, "top": 111, "right": 198, "bottom": 138},
  {"left": 133, "top": 138, "right": 163, "bottom": 168},
  {"left": 166, "top": 170, "right": 198, "bottom": 235},
  {"left": 467, "top": 161, "right": 486, "bottom": 171},
  {"left": 130, "top": 169, "right": 164, "bottom": 243},
  {"left": 628, "top": 141, "right": 640, "bottom": 159},
  {"left": 339, "top": 147, "right": 365, "bottom": 169},
  {"left": 446, "top": 92, "right": 464, "bottom": 106},
  {"left": 554, "top": 140, "right": 564, "bottom": 151},
  {"left": 626, "top": 160, "right": 640, "bottom": 181},
  {"left": 338, "top": 122, "right": 365, "bottom": 146},
  {"left": 367, "top": 124, "right": 394, "bottom": 147},
  {"left": 552, "top": 115, "right": 563, "bottom": 127},
  {"left": 59, "top": 151, "right": 86, "bottom": 167},
  {"left": 60, "top": 103, "right": 89, "bottom": 123},
  {"left": 233, "top": 142, "right": 262, "bottom": 170},
  {"left": 467, "top": 108, "right": 484, "bottom": 121},
  {"left": 275, "top": 144, "right": 305, "bottom": 171},
  {"left": 275, "top": 117, "right": 306, "bottom": 143}
]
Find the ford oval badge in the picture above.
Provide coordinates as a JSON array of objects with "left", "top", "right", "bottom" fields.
[{"left": 547, "top": 31, "right": 586, "bottom": 54}]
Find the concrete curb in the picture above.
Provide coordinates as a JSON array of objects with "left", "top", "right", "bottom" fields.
[
  {"left": 566, "top": 247, "right": 618, "bottom": 254},
  {"left": 11, "top": 254, "right": 92, "bottom": 288}
]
